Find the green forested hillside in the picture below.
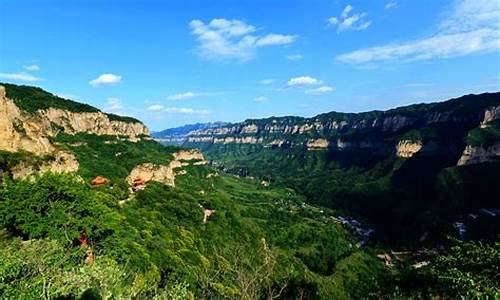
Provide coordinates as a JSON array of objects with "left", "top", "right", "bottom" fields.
[{"left": 0, "top": 164, "right": 390, "bottom": 298}]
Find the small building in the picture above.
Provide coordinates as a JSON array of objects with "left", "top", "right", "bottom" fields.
[
  {"left": 132, "top": 178, "right": 146, "bottom": 191},
  {"left": 91, "top": 176, "right": 109, "bottom": 187},
  {"left": 79, "top": 234, "right": 89, "bottom": 247}
]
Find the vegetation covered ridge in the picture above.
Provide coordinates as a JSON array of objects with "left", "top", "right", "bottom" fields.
[{"left": 1, "top": 83, "right": 141, "bottom": 123}]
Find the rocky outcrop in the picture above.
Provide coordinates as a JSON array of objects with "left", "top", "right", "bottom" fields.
[
  {"left": 11, "top": 151, "right": 79, "bottom": 179},
  {"left": 306, "top": 139, "right": 329, "bottom": 150},
  {"left": 0, "top": 86, "right": 54, "bottom": 154},
  {"left": 126, "top": 162, "right": 180, "bottom": 187},
  {"left": 0, "top": 85, "right": 149, "bottom": 156},
  {"left": 126, "top": 149, "right": 205, "bottom": 187},
  {"left": 173, "top": 149, "right": 206, "bottom": 163},
  {"left": 481, "top": 105, "right": 500, "bottom": 128},
  {"left": 39, "top": 108, "right": 149, "bottom": 138},
  {"left": 457, "top": 142, "right": 500, "bottom": 166},
  {"left": 396, "top": 140, "right": 423, "bottom": 158},
  {"left": 265, "top": 139, "right": 286, "bottom": 148}
]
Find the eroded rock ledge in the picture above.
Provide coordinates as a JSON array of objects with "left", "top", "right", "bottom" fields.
[
  {"left": 396, "top": 140, "right": 423, "bottom": 158},
  {"left": 126, "top": 149, "right": 206, "bottom": 188},
  {"left": 457, "top": 142, "right": 500, "bottom": 166}
]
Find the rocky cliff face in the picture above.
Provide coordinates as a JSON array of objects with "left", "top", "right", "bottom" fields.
[
  {"left": 126, "top": 149, "right": 206, "bottom": 187},
  {"left": 456, "top": 104, "right": 500, "bottom": 166},
  {"left": 457, "top": 143, "right": 500, "bottom": 166},
  {"left": 396, "top": 140, "right": 423, "bottom": 158},
  {"left": 168, "top": 92, "right": 500, "bottom": 165},
  {"left": 0, "top": 86, "right": 54, "bottom": 154},
  {"left": 0, "top": 85, "right": 149, "bottom": 156},
  {"left": 0, "top": 84, "right": 151, "bottom": 178},
  {"left": 481, "top": 105, "right": 500, "bottom": 127}
]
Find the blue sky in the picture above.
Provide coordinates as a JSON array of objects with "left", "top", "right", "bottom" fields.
[{"left": 0, "top": 0, "right": 499, "bottom": 130}]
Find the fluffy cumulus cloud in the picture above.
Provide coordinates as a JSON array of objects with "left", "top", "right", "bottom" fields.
[
  {"left": 22, "top": 64, "right": 40, "bottom": 71},
  {"left": 189, "top": 18, "right": 296, "bottom": 62},
  {"left": 327, "top": 4, "right": 371, "bottom": 33},
  {"left": 337, "top": 0, "right": 500, "bottom": 65},
  {"left": 305, "top": 86, "right": 335, "bottom": 95},
  {"left": 287, "top": 76, "right": 323, "bottom": 87},
  {"left": 253, "top": 96, "right": 268, "bottom": 102},
  {"left": 167, "top": 91, "right": 197, "bottom": 101},
  {"left": 89, "top": 73, "right": 122, "bottom": 87},
  {"left": 0, "top": 72, "right": 40, "bottom": 82}
]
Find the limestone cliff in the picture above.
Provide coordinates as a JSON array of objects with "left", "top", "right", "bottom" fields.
[
  {"left": 306, "top": 139, "right": 329, "bottom": 150},
  {"left": 396, "top": 140, "right": 423, "bottom": 158},
  {"left": 457, "top": 142, "right": 500, "bottom": 166},
  {"left": 0, "top": 84, "right": 150, "bottom": 178},
  {"left": 126, "top": 149, "right": 206, "bottom": 187},
  {"left": 0, "top": 84, "right": 149, "bottom": 156}
]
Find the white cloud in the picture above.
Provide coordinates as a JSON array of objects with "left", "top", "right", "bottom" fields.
[
  {"left": 23, "top": 64, "right": 40, "bottom": 71},
  {"left": 147, "top": 104, "right": 164, "bottom": 111},
  {"left": 341, "top": 5, "right": 353, "bottom": 18},
  {"left": 89, "top": 73, "right": 122, "bottom": 87},
  {"left": 167, "top": 91, "right": 197, "bottom": 101},
  {"left": 287, "top": 76, "right": 323, "bottom": 87},
  {"left": 208, "top": 18, "right": 256, "bottom": 36},
  {"left": 327, "top": 17, "right": 339, "bottom": 26},
  {"left": 260, "top": 79, "right": 276, "bottom": 85},
  {"left": 385, "top": 1, "right": 398, "bottom": 9},
  {"left": 327, "top": 5, "right": 372, "bottom": 33},
  {"left": 305, "top": 86, "right": 335, "bottom": 95},
  {"left": 337, "top": 0, "right": 500, "bottom": 65},
  {"left": 106, "top": 98, "right": 123, "bottom": 111},
  {"left": 253, "top": 96, "right": 268, "bottom": 102},
  {"left": 164, "top": 107, "right": 211, "bottom": 115},
  {"left": 0, "top": 72, "right": 40, "bottom": 82},
  {"left": 285, "top": 54, "right": 303, "bottom": 61},
  {"left": 189, "top": 18, "right": 296, "bottom": 62},
  {"left": 256, "top": 34, "right": 296, "bottom": 46}
]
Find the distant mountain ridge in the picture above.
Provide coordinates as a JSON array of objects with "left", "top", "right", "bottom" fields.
[
  {"left": 161, "top": 92, "right": 500, "bottom": 166},
  {"left": 152, "top": 122, "right": 228, "bottom": 146}
]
